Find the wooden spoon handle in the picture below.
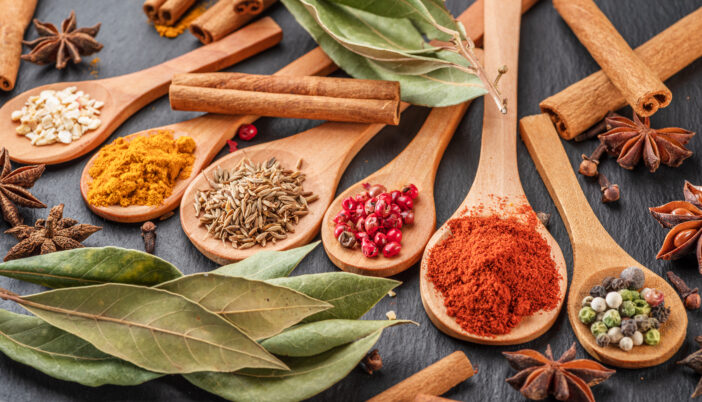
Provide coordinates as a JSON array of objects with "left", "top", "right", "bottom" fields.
[
  {"left": 520, "top": 114, "right": 633, "bottom": 267},
  {"left": 101, "top": 17, "right": 282, "bottom": 106}
]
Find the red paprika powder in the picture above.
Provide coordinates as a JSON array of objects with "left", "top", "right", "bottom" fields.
[{"left": 425, "top": 207, "right": 561, "bottom": 337}]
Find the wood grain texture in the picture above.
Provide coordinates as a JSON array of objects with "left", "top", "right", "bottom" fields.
[
  {"left": 0, "top": 17, "right": 282, "bottom": 165},
  {"left": 519, "top": 113, "right": 687, "bottom": 368},
  {"left": 553, "top": 0, "right": 671, "bottom": 117}
]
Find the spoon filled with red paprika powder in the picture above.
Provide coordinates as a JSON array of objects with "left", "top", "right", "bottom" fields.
[{"left": 419, "top": 0, "right": 567, "bottom": 345}]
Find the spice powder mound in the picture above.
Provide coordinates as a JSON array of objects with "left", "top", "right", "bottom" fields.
[
  {"left": 426, "top": 208, "right": 561, "bottom": 337},
  {"left": 87, "top": 130, "right": 196, "bottom": 207}
]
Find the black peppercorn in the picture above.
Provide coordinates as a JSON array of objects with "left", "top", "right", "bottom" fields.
[
  {"left": 338, "top": 231, "right": 356, "bottom": 248},
  {"left": 610, "top": 278, "right": 626, "bottom": 291},
  {"left": 602, "top": 276, "right": 616, "bottom": 292},
  {"left": 621, "top": 318, "right": 637, "bottom": 337},
  {"left": 651, "top": 304, "right": 670, "bottom": 324},
  {"left": 590, "top": 285, "right": 606, "bottom": 298}
]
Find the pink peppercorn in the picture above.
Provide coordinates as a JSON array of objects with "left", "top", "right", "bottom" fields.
[{"left": 383, "top": 242, "right": 401, "bottom": 258}]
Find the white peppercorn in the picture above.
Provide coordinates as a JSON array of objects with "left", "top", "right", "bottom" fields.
[
  {"left": 591, "top": 297, "right": 607, "bottom": 313},
  {"left": 607, "top": 327, "right": 623, "bottom": 344},
  {"left": 619, "top": 336, "right": 633, "bottom": 351},
  {"left": 632, "top": 331, "right": 644, "bottom": 346},
  {"left": 582, "top": 295, "right": 594, "bottom": 307},
  {"left": 606, "top": 291, "right": 623, "bottom": 309}
]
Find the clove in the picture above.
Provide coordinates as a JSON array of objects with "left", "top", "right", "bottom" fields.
[
  {"left": 361, "top": 349, "right": 383, "bottom": 375},
  {"left": 598, "top": 173, "right": 620, "bottom": 203},
  {"left": 573, "top": 111, "right": 620, "bottom": 142},
  {"left": 666, "top": 271, "right": 700, "bottom": 310},
  {"left": 536, "top": 211, "right": 551, "bottom": 228},
  {"left": 578, "top": 143, "right": 607, "bottom": 177},
  {"left": 141, "top": 221, "right": 157, "bottom": 254}
]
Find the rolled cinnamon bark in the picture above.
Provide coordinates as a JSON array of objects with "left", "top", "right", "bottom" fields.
[
  {"left": 169, "top": 73, "right": 401, "bottom": 125},
  {"left": 233, "top": 0, "right": 265, "bottom": 15},
  {"left": 541, "top": 6, "right": 702, "bottom": 140},
  {"left": 553, "top": 0, "right": 671, "bottom": 118},
  {"left": 158, "top": 0, "right": 196, "bottom": 25},
  {"left": 190, "top": 0, "right": 277, "bottom": 44},
  {"left": 143, "top": 0, "right": 167, "bottom": 22},
  {"left": 0, "top": 0, "right": 37, "bottom": 91}
]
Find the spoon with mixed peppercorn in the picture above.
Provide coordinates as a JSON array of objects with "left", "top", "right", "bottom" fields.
[
  {"left": 418, "top": 0, "right": 568, "bottom": 345},
  {"left": 520, "top": 113, "right": 687, "bottom": 368},
  {"left": 0, "top": 18, "right": 281, "bottom": 165}
]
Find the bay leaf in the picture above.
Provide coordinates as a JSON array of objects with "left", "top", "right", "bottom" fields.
[
  {"left": 0, "top": 309, "right": 161, "bottom": 387},
  {"left": 157, "top": 274, "right": 332, "bottom": 340},
  {"left": 282, "top": 0, "right": 486, "bottom": 106},
  {"left": 212, "top": 242, "right": 318, "bottom": 280},
  {"left": 267, "top": 272, "right": 399, "bottom": 322},
  {"left": 261, "top": 319, "right": 413, "bottom": 357},
  {"left": 0, "top": 247, "right": 182, "bottom": 288},
  {"left": 185, "top": 330, "right": 383, "bottom": 402},
  {"left": 5, "top": 284, "right": 287, "bottom": 374}
]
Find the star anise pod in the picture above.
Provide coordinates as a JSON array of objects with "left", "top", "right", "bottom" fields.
[
  {"left": 21, "top": 11, "right": 103, "bottom": 70},
  {"left": 678, "top": 337, "right": 702, "bottom": 398},
  {"left": 503, "top": 343, "right": 615, "bottom": 402},
  {"left": 598, "top": 113, "right": 694, "bottom": 172},
  {"left": 4, "top": 204, "right": 101, "bottom": 261},
  {"left": 650, "top": 181, "right": 702, "bottom": 274},
  {"left": 0, "top": 148, "right": 46, "bottom": 227}
]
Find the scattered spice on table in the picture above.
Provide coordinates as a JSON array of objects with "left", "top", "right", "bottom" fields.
[
  {"left": 332, "top": 183, "right": 417, "bottom": 258},
  {"left": 141, "top": 221, "right": 157, "bottom": 254},
  {"left": 0, "top": 148, "right": 46, "bottom": 227},
  {"left": 227, "top": 139, "right": 238, "bottom": 153},
  {"left": 4, "top": 204, "right": 101, "bottom": 261},
  {"left": 535, "top": 211, "right": 551, "bottom": 228},
  {"left": 579, "top": 267, "right": 669, "bottom": 351},
  {"left": 193, "top": 157, "right": 317, "bottom": 249},
  {"left": 578, "top": 143, "right": 606, "bottom": 177},
  {"left": 678, "top": 336, "right": 702, "bottom": 398},
  {"left": 649, "top": 182, "right": 702, "bottom": 274},
  {"left": 598, "top": 172, "right": 620, "bottom": 203},
  {"left": 87, "top": 130, "right": 196, "bottom": 207},
  {"left": 21, "top": 11, "right": 103, "bottom": 70},
  {"left": 360, "top": 349, "right": 382, "bottom": 375},
  {"left": 425, "top": 202, "right": 561, "bottom": 337},
  {"left": 153, "top": 3, "right": 206, "bottom": 38},
  {"left": 12, "top": 86, "right": 104, "bottom": 146},
  {"left": 503, "top": 343, "right": 615, "bottom": 402},
  {"left": 599, "top": 113, "right": 695, "bottom": 172},
  {"left": 237, "top": 124, "right": 258, "bottom": 141},
  {"left": 667, "top": 271, "right": 700, "bottom": 310}
]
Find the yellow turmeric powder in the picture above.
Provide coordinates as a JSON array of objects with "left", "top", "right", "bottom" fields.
[
  {"left": 153, "top": 4, "right": 207, "bottom": 38},
  {"left": 87, "top": 130, "right": 197, "bottom": 207}
]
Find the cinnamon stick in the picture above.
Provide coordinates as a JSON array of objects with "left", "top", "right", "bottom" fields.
[
  {"left": 158, "top": 0, "right": 196, "bottom": 26},
  {"left": 169, "top": 73, "right": 401, "bottom": 125},
  {"left": 143, "top": 0, "right": 167, "bottom": 22},
  {"left": 189, "top": 0, "right": 277, "bottom": 44},
  {"left": 541, "top": 6, "right": 702, "bottom": 140},
  {"left": 0, "top": 0, "right": 37, "bottom": 91},
  {"left": 233, "top": 0, "right": 265, "bottom": 15},
  {"left": 553, "top": 0, "right": 671, "bottom": 118},
  {"left": 413, "top": 396, "right": 459, "bottom": 402},
  {"left": 367, "top": 352, "right": 474, "bottom": 402}
]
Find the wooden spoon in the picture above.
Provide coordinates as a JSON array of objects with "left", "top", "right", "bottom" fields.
[
  {"left": 321, "top": 103, "right": 472, "bottom": 277},
  {"left": 79, "top": 48, "right": 336, "bottom": 223},
  {"left": 180, "top": 105, "right": 411, "bottom": 264},
  {"left": 520, "top": 113, "right": 687, "bottom": 368},
  {"left": 418, "top": 0, "right": 568, "bottom": 345},
  {"left": 0, "top": 18, "right": 282, "bottom": 165}
]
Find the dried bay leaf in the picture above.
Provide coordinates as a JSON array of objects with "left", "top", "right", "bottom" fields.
[
  {"left": 267, "top": 272, "right": 400, "bottom": 322},
  {"left": 157, "top": 274, "right": 332, "bottom": 340},
  {"left": 0, "top": 247, "right": 182, "bottom": 288},
  {"left": 0, "top": 309, "right": 161, "bottom": 387},
  {"left": 2, "top": 284, "right": 287, "bottom": 374},
  {"left": 185, "top": 330, "right": 383, "bottom": 402},
  {"left": 212, "top": 242, "right": 318, "bottom": 280},
  {"left": 262, "top": 319, "right": 413, "bottom": 357}
]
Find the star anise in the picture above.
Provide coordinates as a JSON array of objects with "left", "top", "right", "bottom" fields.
[
  {"left": 650, "top": 181, "right": 702, "bottom": 274},
  {"left": 21, "top": 11, "right": 103, "bottom": 70},
  {"left": 4, "top": 204, "right": 101, "bottom": 261},
  {"left": 598, "top": 113, "right": 694, "bottom": 173},
  {"left": 0, "top": 148, "right": 46, "bottom": 227},
  {"left": 503, "top": 343, "right": 615, "bottom": 402},
  {"left": 678, "top": 336, "right": 702, "bottom": 398}
]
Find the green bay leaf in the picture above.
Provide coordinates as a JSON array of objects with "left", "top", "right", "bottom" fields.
[
  {"left": 185, "top": 330, "right": 383, "bottom": 402},
  {"left": 0, "top": 309, "right": 161, "bottom": 387},
  {"left": 157, "top": 274, "right": 332, "bottom": 340},
  {"left": 267, "top": 272, "right": 399, "bottom": 322},
  {"left": 212, "top": 242, "right": 318, "bottom": 280},
  {"left": 9, "top": 284, "right": 287, "bottom": 374},
  {"left": 262, "top": 319, "right": 413, "bottom": 356},
  {"left": 0, "top": 247, "right": 182, "bottom": 288}
]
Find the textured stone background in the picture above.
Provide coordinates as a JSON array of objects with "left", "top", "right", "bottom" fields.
[{"left": 0, "top": 0, "right": 701, "bottom": 400}]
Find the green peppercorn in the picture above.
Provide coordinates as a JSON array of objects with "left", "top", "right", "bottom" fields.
[
  {"left": 579, "top": 307, "right": 597, "bottom": 324},
  {"left": 619, "top": 300, "right": 636, "bottom": 317},
  {"left": 619, "top": 289, "right": 634, "bottom": 302},
  {"left": 645, "top": 328, "right": 661, "bottom": 346},
  {"left": 603, "top": 309, "right": 621, "bottom": 328},
  {"left": 591, "top": 321, "right": 608, "bottom": 337},
  {"left": 582, "top": 295, "right": 594, "bottom": 307},
  {"left": 630, "top": 290, "right": 641, "bottom": 300},
  {"left": 634, "top": 299, "right": 651, "bottom": 316}
]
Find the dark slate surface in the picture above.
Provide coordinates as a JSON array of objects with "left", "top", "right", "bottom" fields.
[{"left": 1, "top": 0, "right": 701, "bottom": 400}]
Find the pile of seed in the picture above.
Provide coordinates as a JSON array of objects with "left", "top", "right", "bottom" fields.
[{"left": 193, "top": 158, "right": 318, "bottom": 249}]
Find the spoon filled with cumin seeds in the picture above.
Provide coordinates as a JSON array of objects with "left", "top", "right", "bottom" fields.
[{"left": 419, "top": 0, "right": 567, "bottom": 345}]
